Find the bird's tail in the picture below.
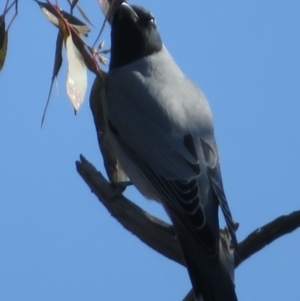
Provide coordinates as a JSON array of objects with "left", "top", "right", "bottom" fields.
[{"left": 175, "top": 224, "right": 238, "bottom": 301}]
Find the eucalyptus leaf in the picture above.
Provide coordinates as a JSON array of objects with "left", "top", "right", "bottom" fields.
[
  {"left": 0, "top": 18, "right": 8, "bottom": 71},
  {"left": 65, "top": 34, "right": 87, "bottom": 112}
]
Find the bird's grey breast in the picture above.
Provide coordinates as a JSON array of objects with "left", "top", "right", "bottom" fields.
[
  {"left": 104, "top": 46, "right": 216, "bottom": 184},
  {"left": 105, "top": 46, "right": 214, "bottom": 140}
]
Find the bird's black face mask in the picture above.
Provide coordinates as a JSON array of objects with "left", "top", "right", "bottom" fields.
[{"left": 109, "top": 3, "right": 163, "bottom": 70}]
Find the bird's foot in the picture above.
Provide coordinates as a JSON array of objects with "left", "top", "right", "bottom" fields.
[{"left": 110, "top": 181, "right": 132, "bottom": 197}]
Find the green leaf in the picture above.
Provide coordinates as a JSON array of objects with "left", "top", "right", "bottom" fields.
[
  {"left": 75, "top": 4, "right": 94, "bottom": 27},
  {"left": 41, "top": 29, "right": 64, "bottom": 126},
  {"left": 65, "top": 34, "right": 87, "bottom": 112},
  {"left": 34, "top": 1, "right": 91, "bottom": 36},
  {"left": 0, "top": 18, "right": 8, "bottom": 71},
  {"left": 72, "top": 33, "right": 101, "bottom": 76},
  {"left": 0, "top": 17, "right": 5, "bottom": 48}
]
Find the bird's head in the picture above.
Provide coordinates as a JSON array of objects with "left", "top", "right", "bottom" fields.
[{"left": 109, "top": 2, "right": 163, "bottom": 70}]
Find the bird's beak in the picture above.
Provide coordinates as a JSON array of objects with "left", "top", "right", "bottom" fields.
[{"left": 119, "top": 2, "right": 139, "bottom": 22}]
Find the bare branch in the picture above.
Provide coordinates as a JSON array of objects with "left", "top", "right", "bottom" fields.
[
  {"left": 235, "top": 210, "right": 300, "bottom": 267},
  {"left": 76, "top": 154, "right": 184, "bottom": 265},
  {"left": 76, "top": 155, "right": 300, "bottom": 269}
]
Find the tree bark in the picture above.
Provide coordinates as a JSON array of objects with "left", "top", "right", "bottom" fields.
[
  {"left": 76, "top": 155, "right": 300, "bottom": 266},
  {"left": 76, "top": 154, "right": 300, "bottom": 300}
]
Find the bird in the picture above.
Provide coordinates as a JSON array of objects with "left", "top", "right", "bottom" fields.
[
  {"left": 90, "top": 73, "right": 128, "bottom": 184},
  {"left": 103, "top": 3, "right": 238, "bottom": 301}
]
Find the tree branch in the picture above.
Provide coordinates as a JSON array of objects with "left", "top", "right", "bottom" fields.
[
  {"left": 76, "top": 154, "right": 184, "bottom": 265},
  {"left": 76, "top": 154, "right": 300, "bottom": 267},
  {"left": 235, "top": 210, "right": 300, "bottom": 267}
]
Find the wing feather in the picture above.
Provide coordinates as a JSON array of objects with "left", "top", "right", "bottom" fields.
[
  {"left": 113, "top": 132, "right": 218, "bottom": 255},
  {"left": 201, "top": 138, "right": 238, "bottom": 247}
]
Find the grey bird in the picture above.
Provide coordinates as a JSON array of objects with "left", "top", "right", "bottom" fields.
[
  {"left": 103, "top": 3, "right": 238, "bottom": 301},
  {"left": 90, "top": 73, "right": 127, "bottom": 184}
]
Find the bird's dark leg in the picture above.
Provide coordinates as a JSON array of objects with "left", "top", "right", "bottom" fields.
[{"left": 110, "top": 181, "right": 132, "bottom": 196}]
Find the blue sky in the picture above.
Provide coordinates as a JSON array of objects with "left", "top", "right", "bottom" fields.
[{"left": 1, "top": 1, "right": 299, "bottom": 300}]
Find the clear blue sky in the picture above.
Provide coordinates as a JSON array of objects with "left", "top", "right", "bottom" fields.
[{"left": 1, "top": 1, "right": 299, "bottom": 300}]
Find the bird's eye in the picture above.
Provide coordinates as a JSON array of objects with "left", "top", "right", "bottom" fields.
[
  {"left": 148, "top": 18, "right": 156, "bottom": 28},
  {"left": 140, "top": 17, "right": 156, "bottom": 28}
]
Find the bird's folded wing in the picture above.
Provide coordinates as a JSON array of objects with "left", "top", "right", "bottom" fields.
[
  {"left": 117, "top": 135, "right": 218, "bottom": 256},
  {"left": 200, "top": 138, "right": 238, "bottom": 248},
  {"left": 208, "top": 165, "right": 238, "bottom": 248}
]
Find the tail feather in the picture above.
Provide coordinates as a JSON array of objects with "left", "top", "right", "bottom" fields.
[{"left": 175, "top": 222, "right": 238, "bottom": 301}]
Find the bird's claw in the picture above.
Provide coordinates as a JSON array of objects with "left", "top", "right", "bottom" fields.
[{"left": 110, "top": 181, "right": 132, "bottom": 197}]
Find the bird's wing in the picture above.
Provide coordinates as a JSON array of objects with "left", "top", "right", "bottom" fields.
[
  {"left": 200, "top": 139, "right": 238, "bottom": 247},
  {"left": 105, "top": 52, "right": 237, "bottom": 251},
  {"left": 114, "top": 129, "right": 219, "bottom": 256},
  {"left": 106, "top": 70, "right": 219, "bottom": 254}
]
